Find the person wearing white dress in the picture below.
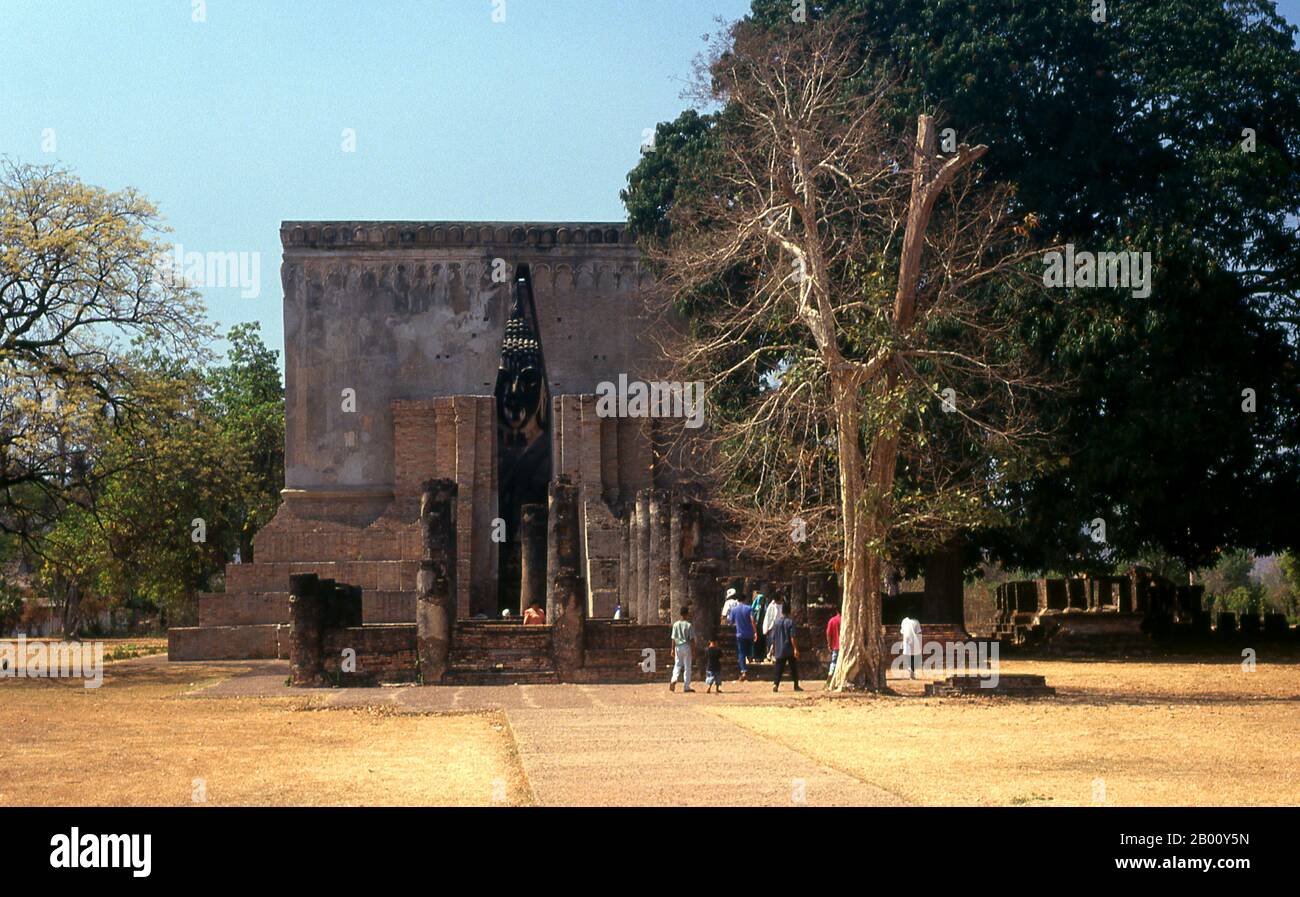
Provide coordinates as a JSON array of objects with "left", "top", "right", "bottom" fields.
[
  {"left": 900, "top": 616, "right": 923, "bottom": 678},
  {"left": 761, "top": 594, "right": 784, "bottom": 661}
]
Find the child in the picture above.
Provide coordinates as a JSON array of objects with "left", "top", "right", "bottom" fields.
[{"left": 704, "top": 639, "right": 723, "bottom": 693}]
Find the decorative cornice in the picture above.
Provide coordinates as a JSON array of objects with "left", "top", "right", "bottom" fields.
[{"left": 281, "top": 220, "right": 634, "bottom": 250}]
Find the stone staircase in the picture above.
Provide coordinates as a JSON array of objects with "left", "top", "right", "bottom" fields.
[
  {"left": 444, "top": 621, "right": 559, "bottom": 685},
  {"left": 925, "top": 673, "right": 1055, "bottom": 697}
]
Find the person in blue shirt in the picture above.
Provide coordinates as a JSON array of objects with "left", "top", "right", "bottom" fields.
[{"left": 726, "top": 597, "right": 756, "bottom": 681}]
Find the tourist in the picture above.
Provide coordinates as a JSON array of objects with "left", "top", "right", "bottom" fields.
[
  {"left": 720, "top": 587, "right": 741, "bottom": 622},
  {"left": 825, "top": 607, "right": 842, "bottom": 682},
  {"left": 727, "top": 595, "right": 755, "bottom": 680},
  {"left": 900, "top": 615, "right": 923, "bottom": 678},
  {"left": 770, "top": 598, "right": 802, "bottom": 692},
  {"left": 669, "top": 606, "right": 696, "bottom": 693},
  {"left": 761, "top": 592, "right": 784, "bottom": 661},
  {"left": 704, "top": 639, "right": 723, "bottom": 693},
  {"left": 523, "top": 603, "right": 546, "bottom": 626},
  {"left": 750, "top": 591, "right": 766, "bottom": 658}
]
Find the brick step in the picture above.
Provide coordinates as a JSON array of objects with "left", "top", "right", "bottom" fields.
[
  {"left": 452, "top": 626, "right": 554, "bottom": 649},
  {"left": 198, "top": 591, "right": 288, "bottom": 627},
  {"left": 925, "top": 673, "right": 1055, "bottom": 697},
  {"left": 447, "top": 652, "right": 557, "bottom": 672},
  {"left": 253, "top": 528, "right": 420, "bottom": 565},
  {"left": 443, "top": 669, "right": 559, "bottom": 685}
]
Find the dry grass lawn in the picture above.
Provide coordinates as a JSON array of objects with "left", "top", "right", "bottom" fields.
[
  {"left": 708, "top": 658, "right": 1300, "bottom": 806},
  {"left": 0, "top": 658, "right": 531, "bottom": 806}
]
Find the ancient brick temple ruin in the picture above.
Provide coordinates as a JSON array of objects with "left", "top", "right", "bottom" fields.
[{"left": 168, "top": 220, "right": 969, "bottom": 684}]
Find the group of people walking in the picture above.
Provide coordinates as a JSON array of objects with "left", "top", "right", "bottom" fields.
[
  {"left": 668, "top": 587, "right": 804, "bottom": 694},
  {"left": 667, "top": 586, "right": 926, "bottom": 693}
]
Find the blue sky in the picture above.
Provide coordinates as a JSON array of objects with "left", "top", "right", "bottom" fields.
[{"left": 2, "top": 0, "right": 1297, "bottom": 366}]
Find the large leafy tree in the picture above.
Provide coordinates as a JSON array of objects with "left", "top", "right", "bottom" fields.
[
  {"left": 647, "top": 19, "right": 1048, "bottom": 689},
  {"left": 37, "top": 327, "right": 284, "bottom": 627},
  {"left": 627, "top": 0, "right": 1300, "bottom": 573},
  {"left": 1, "top": 159, "right": 285, "bottom": 628},
  {"left": 0, "top": 159, "right": 209, "bottom": 546},
  {"left": 38, "top": 353, "right": 239, "bottom": 628}
]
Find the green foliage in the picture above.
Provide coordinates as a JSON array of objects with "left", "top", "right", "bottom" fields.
[
  {"left": 36, "top": 326, "right": 283, "bottom": 623},
  {"left": 0, "top": 579, "right": 23, "bottom": 633},
  {"left": 1, "top": 159, "right": 211, "bottom": 543},
  {"left": 623, "top": 110, "right": 720, "bottom": 244},
  {"left": 1280, "top": 550, "right": 1300, "bottom": 597},
  {"left": 1215, "top": 584, "right": 1265, "bottom": 617},
  {"left": 206, "top": 323, "right": 285, "bottom": 562},
  {"left": 626, "top": 0, "right": 1300, "bottom": 570}
]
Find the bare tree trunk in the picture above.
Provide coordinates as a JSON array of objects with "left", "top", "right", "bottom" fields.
[
  {"left": 827, "top": 116, "right": 984, "bottom": 692},
  {"left": 827, "top": 378, "right": 886, "bottom": 691}
]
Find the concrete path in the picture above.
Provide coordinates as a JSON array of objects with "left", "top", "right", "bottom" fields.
[
  {"left": 505, "top": 701, "right": 899, "bottom": 806},
  {"left": 181, "top": 660, "right": 906, "bottom": 806}
]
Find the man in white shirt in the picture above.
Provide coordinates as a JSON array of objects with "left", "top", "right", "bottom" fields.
[
  {"left": 900, "top": 616, "right": 923, "bottom": 679},
  {"left": 719, "top": 587, "right": 740, "bottom": 623}
]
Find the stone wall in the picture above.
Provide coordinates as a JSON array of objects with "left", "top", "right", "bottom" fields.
[
  {"left": 280, "top": 222, "right": 657, "bottom": 495},
  {"left": 168, "top": 623, "right": 286, "bottom": 660},
  {"left": 322, "top": 625, "right": 418, "bottom": 685}
]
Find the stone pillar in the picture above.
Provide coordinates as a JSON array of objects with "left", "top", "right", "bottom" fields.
[
  {"left": 648, "top": 489, "right": 672, "bottom": 622},
  {"left": 289, "top": 573, "right": 325, "bottom": 687},
  {"left": 416, "top": 478, "right": 458, "bottom": 685},
  {"left": 619, "top": 514, "right": 632, "bottom": 620},
  {"left": 688, "top": 560, "right": 721, "bottom": 677},
  {"left": 669, "top": 492, "right": 699, "bottom": 615},
  {"left": 519, "top": 503, "right": 547, "bottom": 615},
  {"left": 546, "top": 476, "right": 580, "bottom": 618},
  {"left": 635, "top": 490, "right": 651, "bottom": 623},
  {"left": 627, "top": 506, "right": 641, "bottom": 621},
  {"left": 548, "top": 477, "right": 584, "bottom": 678},
  {"left": 923, "top": 538, "right": 965, "bottom": 625}
]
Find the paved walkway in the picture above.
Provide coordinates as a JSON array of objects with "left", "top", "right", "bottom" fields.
[{"left": 184, "top": 661, "right": 905, "bottom": 806}]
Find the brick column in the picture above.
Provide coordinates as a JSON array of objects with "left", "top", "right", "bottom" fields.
[
  {"left": 624, "top": 506, "right": 634, "bottom": 618},
  {"left": 519, "top": 502, "right": 547, "bottom": 615},
  {"left": 635, "top": 490, "right": 651, "bottom": 623},
  {"left": 923, "top": 538, "right": 965, "bottom": 625},
  {"left": 688, "top": 559, "right": 720, "bottom": 678},
  {"left": 648, "top": 489, "right": 671, "bottom": 623},
  {"left": 548, "top": 477, "right": 584, "bottom": 678},
  {"left": 669, "top": 491, "right": 699, "bottom": 615},
  {"left": 546, "top": 476, "right": 580, "bottom": 617},
  {"left": 289, "top": 573, "right": 325, "bottom": 687},
  {"left": 416, "top": 478, "right": 458, "bottom": 685}
]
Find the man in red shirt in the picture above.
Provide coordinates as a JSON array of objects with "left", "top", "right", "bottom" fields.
[{"left": 825, "top": 610, "right": 842, "bottom": 682}]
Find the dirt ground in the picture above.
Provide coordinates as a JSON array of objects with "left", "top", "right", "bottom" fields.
[
  {"left": 710, "top": 657, "right": 1300, "bottom": 806},
  {"left": 0, "top": 658, "right": 532, "bottom": 806},
  {"left": 2, "top": 653, "right": 1296, "bottom": 806}
]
